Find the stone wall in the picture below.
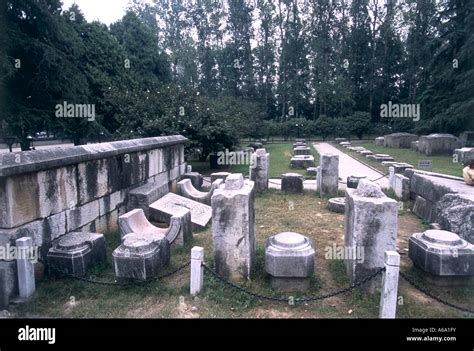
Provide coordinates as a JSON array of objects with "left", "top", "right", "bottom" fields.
[
  {"left": 405, "top": 169, "right": 474, "bottom": 243},
  {"left": 0, "top": 135, "right": 187, "bottom": 308},
  {"left": 0, "top": 135, "right": 188, "bottom": 255}
]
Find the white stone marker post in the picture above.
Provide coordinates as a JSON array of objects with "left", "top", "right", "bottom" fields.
[
  {"left": 16, "top": 237, "right": 35, "bottom": 299},
  {"left": 211, "top": 173, "right": 256, "bottom": 281},
  {"left": 190, "top": 246, "right": 204, "bottom": 296},
  {"left": 379, "top": 250, "right": 400, "bottom": 319}
]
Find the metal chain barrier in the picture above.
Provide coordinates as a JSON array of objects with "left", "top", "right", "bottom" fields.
[
  {"left": 370, "top": 173, "right": 389, "bottom": 182},
  {"left": 338, "top": 173, "right": 389, "bottom": 185},
  {"left": 400, "top": 272, "right": 474, "bottom": 314},
  {"left": 269, "top": 180, "right": 282, "bottom": 186},
  {"left": 54, "top": 261, "right": 191, "bottom": 287},
  {"left": 203, "top": 263, "right": 384, "bottom": 304}
]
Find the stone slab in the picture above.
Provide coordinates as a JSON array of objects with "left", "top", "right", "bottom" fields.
[{"left": 149, "top": 192, "right": 211, "bottom": 228}]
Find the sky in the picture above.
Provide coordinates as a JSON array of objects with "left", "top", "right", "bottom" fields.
[{"left": 61, "top": 0, "right": 131, "bottom": 26}]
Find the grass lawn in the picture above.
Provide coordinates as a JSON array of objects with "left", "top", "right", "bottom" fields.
[
  {"left": 188, "top": 143, "right": 319, "bottom": 178},
  {"left": 11, "top": 190, "right": 472, "bottom": 318},
  {"left": 334, "top": 142, "right": 464, "bottom": 177}
]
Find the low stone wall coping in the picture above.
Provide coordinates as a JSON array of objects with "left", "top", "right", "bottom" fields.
[{"left": 0, "top": 135, "right": 188, "bottom": 177}]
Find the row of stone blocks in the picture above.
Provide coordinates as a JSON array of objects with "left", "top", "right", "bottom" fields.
[
  {"left": 330, "top": 178, "right": 474, "bottom": 284},
  {"left": 378, "top": 132, "right": 474, "bottom": 156},
  {"left": 291, "top": 140, "right": 315, "bottom": 169},
  {"left": 197, "top": 147, "right": 271, "bottom": 193},
  {"left": 212, "top": 173, "right": 397, "bottom": 292},
  {"left": 45, "top": 206, "right": 193, "bottom": 282}
]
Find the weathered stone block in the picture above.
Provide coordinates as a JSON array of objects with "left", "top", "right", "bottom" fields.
[
  {"left": 347, "top": 174, "right": 367, "bottom": 189},
  {"left": 210, "top": 172, "right": 231, "bottom": 183},
  {"left": 119, "top": 208, "right": 191, "bottom": 246},
  {"left": 293, "top": 142, "right": 306, "bottom": 148},
  {"left": 459, "top": 131, "right": 474, "bottom": 147},
  {"left": 249, "top": 148, "right": 270, "bottom": 192},
  {"left": 290, "top": 155, "right": 315, "bottom": 169},
  {"left": 93, "top": 209, "right": 119, "bottom": 235},
  {"left": 349, "top": 146, "right": 366, "bottom": 152},
  {"left": 265, "top": 232, "right": 315, "bottom": 291},
  {"left": 375, "top": 137, "right": 384, "bottom": 146},
  {"left": 147, "top": 148, "right": 163, "bottom": 177},
  {"left": 66, "top": 200, "right": 100, "bottom": 232},
  {"left": 373, "top": 154, "right": 394, "bottom": 162},
  {"left": 128, "top": 182, "right": 168, "bottom": 218},
  {"left": 384, "top": 133, "right": 418, "bottom": 148},
  {"left": 391, "top": 162, "right": 414, "bottom": 174},
  {"left": 413, "top": 195, "right": 437, "bottom": 223},
  {"left": 306, "top": 167, "right": 318, "bottom": 176},
  {"left": 454, "top": 148, "right": 474, "bottom": 163},
  {"left": 344, "top": 180, "right": 398, "bottom": 288},
  {"left": 294, "top": 147, "right": 311, "bottom": 156},
  {"left": 418, "top": 133, "right": 462, "bottom": 156},
  {"left": 392, "top": 173, "right": 410, "bottom": 201},
  {"left": 436, "top": 193, "right": 474, "bottom": 244},
  {"left": 0, "top": 173, "right": 40, "bottom": 229},
  {"left": 0, "top": 260, "right": 17, "bottom": 309},
  {"left": 37, "top": 165, "right": 78, "bottom": 218},
  {"left": 149, "top": 192, "right": 212, "bottom": 229},
  {"left": 327, "top": 197, "right": 345, "bottom": 213},
  {"left": 99, "top": 190, "right": 125, "bottom": 217},
  {"left": 409, "top": 230, "right": 474, "bottom": 276},
  {"left": 181, "top": 172, "right": 203, "bottom": 190},
  {"left": 177, "top": 178, "right": 222, "bottom": 205},
  {"left": 211, "top": 174, "right": 255, "bottom": 281},
  {"left": 77, "top": 159, "right": 109, "bottom": 205},
  {"left": 0, "top": 211, "right": 67, "bottom": 249},
  {"left": 113, "top": 233, "right": 170, "bottom": 281},
  {"left": 169, "top": 163, "right": 183, "bottom": 182},
  {"left": 318, "top": 153, "right": 339, "bottom": 197},
  {"left": 47, "top": 232, "right": 106, "bottom": 277},
  {"left": 281, "top": 173, "right": 304, "bottom": 194},
  {"left": 409, "top": 172, "right": 469, "bottom": 204}
]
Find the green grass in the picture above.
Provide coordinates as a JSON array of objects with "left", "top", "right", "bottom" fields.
[
  {"left": 188, "top": 143, "right": 319, "bottom": 179},
  {"left": 334, "top": 142, "right": 463, "bottom": 177}
]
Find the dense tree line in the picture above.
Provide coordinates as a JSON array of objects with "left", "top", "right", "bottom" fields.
[{"left": 1, "top": 0, "right": 473, "bottom": 155}]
